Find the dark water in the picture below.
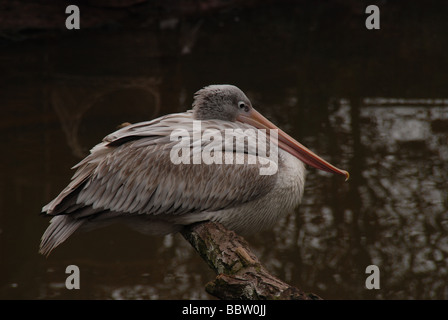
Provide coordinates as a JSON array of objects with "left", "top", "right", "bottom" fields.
[{"left": 1, "top": 2, "right": 447, "bottom": 300}]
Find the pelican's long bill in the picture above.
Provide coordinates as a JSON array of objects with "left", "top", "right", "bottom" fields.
[{"left": 237, "top": 108, "right": 350, "bottom": 181}]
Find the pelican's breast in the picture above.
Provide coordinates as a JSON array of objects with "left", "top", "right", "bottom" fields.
[{"left": 177, "top": 148, "right": 306, "bottom": 235}]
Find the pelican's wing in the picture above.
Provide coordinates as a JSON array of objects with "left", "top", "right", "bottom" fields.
[{"left": 42, "top": 112, "right": 277, "bottom": 218}]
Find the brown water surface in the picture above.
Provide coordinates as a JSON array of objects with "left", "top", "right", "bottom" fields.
[{"left": 1, "top": 2, "right": 447, "bottom": 299}]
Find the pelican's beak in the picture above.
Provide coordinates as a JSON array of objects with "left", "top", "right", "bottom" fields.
[{"left": 237, "top": 108, "right": 350, "bottom": 180}]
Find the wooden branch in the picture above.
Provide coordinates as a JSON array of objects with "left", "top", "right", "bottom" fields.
[{"left": 181, "top": 221, "right": 321, "bottom": 300}]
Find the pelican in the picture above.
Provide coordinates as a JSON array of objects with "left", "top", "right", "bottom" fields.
[{"left": 40, "top": 85, "right": 348, "bottom": 255}]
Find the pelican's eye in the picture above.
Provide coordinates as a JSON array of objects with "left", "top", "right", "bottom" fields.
[{"left": 238, "top": 101, "right": 249, "bottom": 113}]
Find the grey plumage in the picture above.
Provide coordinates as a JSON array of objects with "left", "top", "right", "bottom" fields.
[{"left": 40, "top": 85, "right": 307, "bottom": 256}]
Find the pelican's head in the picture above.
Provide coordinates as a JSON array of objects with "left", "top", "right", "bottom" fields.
[
  {"left": 192, "top": 84, "right": 349, "bottom": 180},
  {"left": 193, "top": 84, "right": 253, "bottom": 122}
]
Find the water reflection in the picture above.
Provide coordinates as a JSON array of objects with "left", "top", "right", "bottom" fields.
[
  {"left": 8, "top": 92, "right": 445, "bottom": 300},
  {"left": 1, "top": 3, "right": 447, "bottom": 300},
  {"left": 49, "top": 75, "right": 161, "bottom": 158},
  {"left": 357, "top": 99, "right": 448, "bottom": 299}
]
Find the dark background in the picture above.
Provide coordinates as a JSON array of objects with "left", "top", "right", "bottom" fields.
[{"left": 1, "top": 0, "right": 447, "bottom": 299}]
